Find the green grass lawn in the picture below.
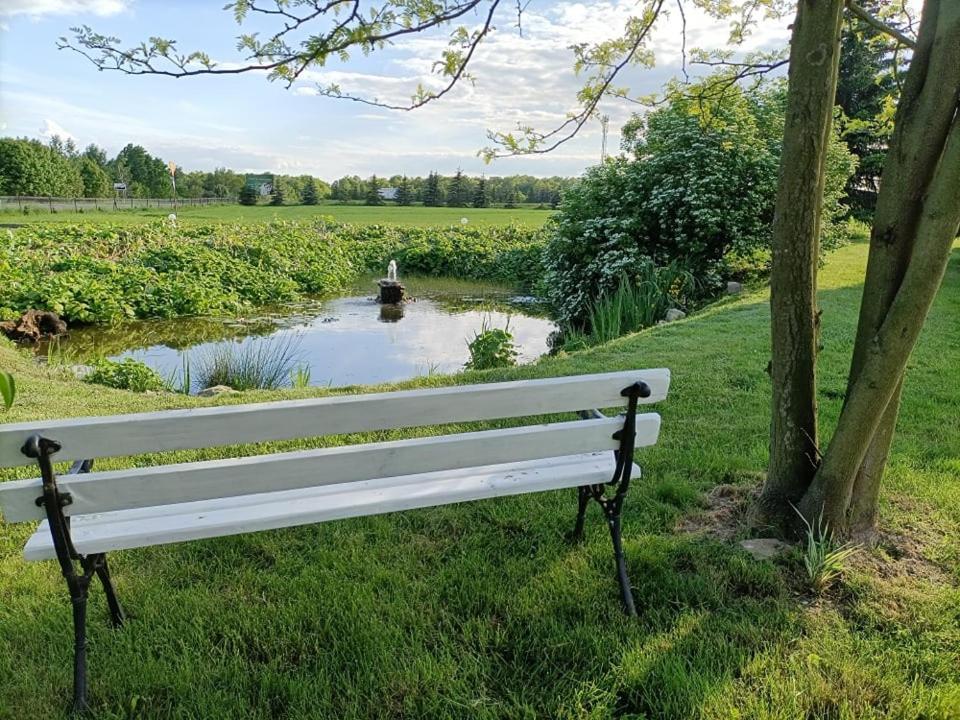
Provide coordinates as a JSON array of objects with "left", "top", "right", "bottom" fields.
[
  {"left": 2, "top": 203, "right": 553, "bottom": 228},
  {"left": 1, "top": 241, "right": 958, "bottom": 719}
]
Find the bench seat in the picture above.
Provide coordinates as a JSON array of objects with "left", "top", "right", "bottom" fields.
[{"left": 24, "top": 452, "right": 636, "bottom": 561}]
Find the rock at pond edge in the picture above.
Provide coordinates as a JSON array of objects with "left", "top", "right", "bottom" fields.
[
  {"left": 0, "top": 310, "right": 68, "bottom": 343},
  {"left": 198, "top": 385, "right": 238, "bottom": 397}
]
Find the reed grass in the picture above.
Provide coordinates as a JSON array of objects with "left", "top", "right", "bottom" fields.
[
  {"left": 565, "top": 263, "right": 695, "bottom": 348},
  {"left": 193, "top": 334, "right": 302, "bottom": 391}
]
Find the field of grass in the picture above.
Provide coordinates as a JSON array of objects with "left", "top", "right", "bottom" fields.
[
  {"left": 1, "top": 241, "right": 958, "bottom": 719},
  {"left": 2, "top": 203, "right": 553, "bottom": 228}
]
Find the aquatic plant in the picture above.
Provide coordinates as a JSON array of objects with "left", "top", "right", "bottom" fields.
[
  {"left": 290, "top": 363, "right": 312, "bottom": 389},
  {"left": 1, "top": 221, "right": 545, "bottom": 325},
  {"left": 84, "top": 357, "right": 168, "bottom": 393},
  {"left": 465, "top": 318, "right": 518, "bottom": 371},
  {"left": 193, "top": 334, "right": 302, "bottom": 391},
  {"left": 563, "top": 264, "right": 695, "bottom": 349}
]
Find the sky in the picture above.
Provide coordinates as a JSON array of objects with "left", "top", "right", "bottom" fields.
[{"left": 0, "top": 0, "right": 793, "bottom": 181}]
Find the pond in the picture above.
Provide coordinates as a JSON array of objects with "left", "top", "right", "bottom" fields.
[{"left": 41, "top": 277, "right": 557, "bottom": 391}]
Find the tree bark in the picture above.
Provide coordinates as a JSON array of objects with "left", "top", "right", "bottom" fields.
[
  {"left": 759, "top": 0, "right": 846, "bottom": 529},
  {"left": 801, "top": 106, "right": 960, "bottom": 530},
  {"left": 845, "top": 378, "right": 901, "bottom": 540},
  {"left": 814, "top": 0, "right": 960, "bottom": 536}
]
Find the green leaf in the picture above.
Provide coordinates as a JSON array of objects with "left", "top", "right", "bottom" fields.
[{"left": 0, "top": 371, "right": 15, "bottom": 411}]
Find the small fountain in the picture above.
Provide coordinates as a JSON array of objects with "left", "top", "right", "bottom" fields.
[{"left": 377, "top": 259, "right": 405, "bottom": 305}]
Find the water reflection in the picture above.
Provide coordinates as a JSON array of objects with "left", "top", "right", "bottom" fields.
[
  {"left": 379, "top": 303, "right": 405, "bottom": 323},
  {"left": 44, "top": 277, "right": 556, "bottom": 390}
]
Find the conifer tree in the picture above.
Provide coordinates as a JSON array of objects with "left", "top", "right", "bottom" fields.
[
  {"left": 447, "top": 168, "right": 470, "bottom": 207},
  {"left": 396, "top": 176, "right": 413, "bottom": 206},
  {"left": 238, "top": 184, "right": 258, "bottom": 206},
  {"left": 473, "top": 176, "right": 488, "bottom": 208},
  {"left": 365, "top": 175, "right": 384, "bottom": 205},
  {"left": 301, "top": 178, "right": 319, "bottom": 205},
  {"left": 423, "top": 171, "right": 442, "bottom": 206}
]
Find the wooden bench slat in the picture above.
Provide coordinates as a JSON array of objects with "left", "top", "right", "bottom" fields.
[
  {"left": 22, "top": 453, "right": 631, "bottom": 560},
  {"left": 0, "top": 369, "right": 670, "bottom": 468},
  {"left": 1, "top": 414, "right": 661, "bottom": 521}
]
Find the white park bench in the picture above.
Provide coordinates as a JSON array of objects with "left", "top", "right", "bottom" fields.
[{"left": 0, "top": 368, "right": 670, "bottom": 713}]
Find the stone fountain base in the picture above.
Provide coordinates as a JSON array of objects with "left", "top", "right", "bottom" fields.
[{"left": 377, "top": 279, "right": 405, "bottom": 304}]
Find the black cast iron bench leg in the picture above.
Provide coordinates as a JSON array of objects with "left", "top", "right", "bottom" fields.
[
  {"left": 21, "top": 439, "right": 126, "bottom": 715},
  {"left": 568, "top": 382, "right": 649, "bottom": 617}
]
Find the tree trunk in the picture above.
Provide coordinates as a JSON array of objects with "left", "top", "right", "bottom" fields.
[
  {"left": 758, "top": 0, "right": 845, "bottom": 530},
  {"left": 801, "top": 106, "right": 960, "bottom": 531},
  {"left": 801, "top": 0, "right": 960, "bottom": 536},
  {"left": 845, "top": 378, "right": 901, "bottom": 540}
]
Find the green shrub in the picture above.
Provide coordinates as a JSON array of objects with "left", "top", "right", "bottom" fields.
[
  {"left": 465, "top": 321, "right": 518, "bottom": 370},
  {"left": 543, "top": 79, "right": 856, "bottom": 329},
  {"left": 84, "top": 357, "right": 168, "bottom": 393}
]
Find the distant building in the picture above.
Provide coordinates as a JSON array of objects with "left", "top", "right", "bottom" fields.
[
  {"left": 244, "top": 174, "right": 274, "bottom": 197},
  {"left": 378, "top": 187, "right": 398, "bottom": 201}
]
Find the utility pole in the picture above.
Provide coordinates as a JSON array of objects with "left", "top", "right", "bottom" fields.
[
  {"left": 168, "top": 161, "right": 177, "bottom": 209},
  {"left": 600, "top": 115, "right": 610, "bottom": 163}
]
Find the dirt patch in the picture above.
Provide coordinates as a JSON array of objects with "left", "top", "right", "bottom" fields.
[
  {"left": 674, "top": 478, "right": 762, "bottom": 541},
  {"left": 851, "top": 531, "right": 953, "bottom": 586}
]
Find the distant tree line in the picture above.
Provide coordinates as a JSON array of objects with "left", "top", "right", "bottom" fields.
[
  {"left": 0, "top": 135, "right": 574, "bottom": 207},
  {"left": 334, "top": 171, "right": 575, "bottom": 207},
  {"left": 0, "top": 136, "right": 332, "bottom": 202}
]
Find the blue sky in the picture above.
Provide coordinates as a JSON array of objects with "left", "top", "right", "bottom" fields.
[{"left": 0, "top": 1, "right": 791, "bottom": 181}]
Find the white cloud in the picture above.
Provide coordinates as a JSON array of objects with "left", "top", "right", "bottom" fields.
[
  {"left": 38, "top": 118, "right": 75, "bottom": 142},
  {"left": 1, "top": 0, "right": 794, "bottom": 177},
  {"left": 0, "top": 0, "right": 129, "bottom": 17},
  {"left": 289, "top": 0, "right": 790, "bottom": 151}
]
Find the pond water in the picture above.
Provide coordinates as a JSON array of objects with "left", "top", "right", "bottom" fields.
[{"left": 42, "top": 277, "right": 557, "bottom": 391}]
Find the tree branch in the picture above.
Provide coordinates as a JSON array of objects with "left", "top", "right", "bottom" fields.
[
  {"left": 483, "top": 0, "right": 668, "bottom": 158},
  {"left": 847, "top": 0, "right": 917, "bottom": 49},
  {"left": 317, "top": 0, "right": 501, "bottom": 110}
]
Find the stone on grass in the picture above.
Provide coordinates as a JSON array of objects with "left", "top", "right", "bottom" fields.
[
  {"left": 67, "top": 364, "right": 94, "bottom": 380},
  {"left": 664, "top": 308, "right": 686, "bottom": 322},
  {"left": 739, "top": 538, "right": 791, "bottom": 561},
  {"left": 198, "top": 385, "right": 237, "bottom": 397},
  {"left": 726, "top": 281, "right": 744, "bottom": 295}
]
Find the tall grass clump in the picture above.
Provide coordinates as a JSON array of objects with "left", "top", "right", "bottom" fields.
[
  {"left": 290, "top": 363, "right": 312, "bottom": 389},
  {"left": 194, "top": 334, "right": 302, "bottom": 391},
  {"left": 794, "top": 506, "right": 859, "bottom": 595},
  {"left": 564, "top": 263, "right": 694, "bottom": 348}
]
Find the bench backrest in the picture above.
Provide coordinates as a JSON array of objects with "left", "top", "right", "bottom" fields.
[{"left": 0, "top": 369, "right": 669, "bottom": 522}]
